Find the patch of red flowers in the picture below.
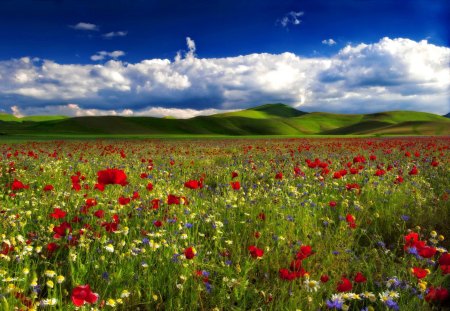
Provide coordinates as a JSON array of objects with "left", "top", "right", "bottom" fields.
[
  {"left": 71, "top": 284, "right": 99, "bottom": 307},
  {"left": 248, "top": 245, "right": 264, "bottom": 258},
  {"left": 97, "top": 168, "right": 128, "bottom": 186}
]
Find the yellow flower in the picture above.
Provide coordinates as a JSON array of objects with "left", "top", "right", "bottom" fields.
[
  {"left": 46, "top": 280, "right": 54, "bottom": 288},
  {"left": 56, "top": 275, "right": 65, "bottom": 284},
  {"left": 44, "top": 270, "right": 56, "bottom": 278},
  {"left": 106, "top": 298, "right": 116, "bottom": 307}
]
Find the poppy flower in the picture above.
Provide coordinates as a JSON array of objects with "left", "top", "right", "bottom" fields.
[
  {"left": 230, "top": 181, "right": 241, "bottom": 190},
  {"left": 43, "top": 184, "right": 54, "bottom": 192},
  {"left": 296, "top": 245, "right": 313, "bottom": 260},
  {"left": 11, "top": 179, "right": 29, "bottom": 191},
  {"left": 346, "top": 214, "right": 356, "bottom": 229},
  {"left": 184, "top": 179, "right": 202, "bottom": 189},
  {"left": 47, "top": 242, "right": 59, "bottom": 253},
  {"left": 248, "top": 245, "right": 264, "bottom": 258},
  {"left": 167, "top": 194, "right": 181, "bottom": 205},
  {"left": 231, "top": 171, "right": 238, "bottom": 179},
  {"left": 275, "top": 172, "right": 283, "bottom": 180},
  {"left": 146, "top": 182, "right": 154, "bottom": 191},
  {"left": 329, "top": 201, "right": 337, "bottom": 207},
  {"left": 320, "top": 274, "right": 330, "bottom": 283},
  {"left": 97, "top": 168, "right": 128, "bottom": 186},
  {"left": 151, "top": 198, "right": 160, "bottom": 210},
  {"left": 118, "top": 196, "right": 131, "bottom": 205},
  {"left": 279, "top": 268, "right": 297, "bottom": 281},
  {"left": 50, "top": 208, "right": 66, "bottom": 219},
  {"left": 93, "top": 210, "right": 105, "bottom": 219},
  {"left": 425, "top": 286, "right": 449, "bottom": 302},
  {"left": 438, "top": 253, "right": 450, "bottom": 275},
  {"left": 94, "top": 183, "right": 105, "bottom": 191},
  {"left": 412, "top": 267, "right": 428, "bottom": 279},
  {"left": 418, "top": 246, "right": 437, "bottom": 258},
  {"left": 409, "top": 166, "right": 419, "bottom": 175},
  {"left": 53, "top": 222, "right": 72, "bottom": 238},
  {"left": 184, "top": 247, "right": 196, "bottom": 259},
  {"left": 71, "top": 284, "right": 99, "bottom": 307},
  {"left": 153, "top": 220, "right": 162, "bottom": 227},
  {"left": 354, "top": 272, "right": 367, "bottom": 283},
  {"left": 336, "top": 277, "right": 353, "bottom": 292}
]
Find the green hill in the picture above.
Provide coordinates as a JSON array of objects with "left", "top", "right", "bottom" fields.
[{"left": 0, "top": 104, "right": 449, "bottom": 137}]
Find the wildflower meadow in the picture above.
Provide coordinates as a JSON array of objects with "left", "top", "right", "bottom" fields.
[{"left": 0, "top": 137, "right": 449, "bottom": 310}]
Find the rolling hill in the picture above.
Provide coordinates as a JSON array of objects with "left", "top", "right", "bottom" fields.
[{"left": 0, "top": 103, "right": 449, "bottom": 136}]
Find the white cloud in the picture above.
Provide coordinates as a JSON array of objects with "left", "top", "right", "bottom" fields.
[
  {"left": 91, "top": 51, "right": 125, "bottom": 61},
  {"left": 70, "top": 22, "right": 99, "bottom": 31},
  {"left": 278, "top": 11, "right": 304, "bottom": 28},
  {"left": 322, "top": 38, "right": 336, "bottom": 46},
  {"left": 11, "top": 104, "right": 234, "bottom": 119},
  {"left": 0, "top": 37, "right": 449, "bottom": 116},
  {"left": 102, "top": 31, "right": 128, "bottom": 38}
]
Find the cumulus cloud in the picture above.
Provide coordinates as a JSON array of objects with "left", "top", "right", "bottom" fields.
[
  {"left": 102, "top": 31, "right": 128, "bottom": 38},
  {"left": 278, "top": 11, "right": 304, "bottom": 28},
  {"left": 0, "top": 37, "right": 449, "bottom": 116},
  {"left": 91, "top": 51, "right": 125, "bottom": 61},
  {"left": 322, "top": 38, "right": 336, "bottom": 46},
  {"left": 70, "top": 22, "right": 99, "bottom": 31}
]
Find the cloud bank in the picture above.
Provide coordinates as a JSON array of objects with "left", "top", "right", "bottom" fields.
[{"left": 0, "top": 37, "right": 449, "bottom": 117}]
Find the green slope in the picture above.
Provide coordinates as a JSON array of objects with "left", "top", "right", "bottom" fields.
[{"left": 0, "top": 104, "right": 449, "bottom": 136}]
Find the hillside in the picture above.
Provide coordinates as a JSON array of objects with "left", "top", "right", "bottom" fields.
[{"left": 0, "top": 104, "right": 449, "bottom": 136}]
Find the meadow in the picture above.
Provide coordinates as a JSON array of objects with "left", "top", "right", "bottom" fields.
[{"left": 0, "top": 137, "right": 449, "bottom": 310}]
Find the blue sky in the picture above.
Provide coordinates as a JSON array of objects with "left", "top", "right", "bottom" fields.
[{"left": 0, "top": 0, "right": 449, "bottom": 117}]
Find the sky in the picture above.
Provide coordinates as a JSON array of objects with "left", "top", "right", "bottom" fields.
[{"left": 0, "top": 0, "right": 449, "bottom": 118}]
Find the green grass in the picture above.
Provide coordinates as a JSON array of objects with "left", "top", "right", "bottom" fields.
[{"left": 0, "top": 104, "right": 449, "bottom": 137}]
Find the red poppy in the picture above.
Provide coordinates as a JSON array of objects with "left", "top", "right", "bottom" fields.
[
  {"left": 167, "top": 194, "right": 181, "bottom": 205},
  {"left": 320, "top": 274, "right": 330, "bottom": 283},
  {"left": 409, "top": 166, "right": 419, "bottom": 175},
  {"left": 438, "top": 253, "right": 450, "bottom": 275},
  {"left": 50, "top": 208, "right": 66, "bottom": 219},
  {"left": 375, "top": 169, "right": 386, "bottom": 176},
  {"left": 337, "top": 277, "right": 353, "bottom": 292},
  {"left": 93, "top": 210, "right": 105, "bottom": 219},
  {"left": 118, "top": 196, "right": 131, "bottom": 205},
  {"left": 53, "top": 222, "right": 72, "bottom": 238},
  {"left": 279, "top": 268, "right": 297, "bottom": 281},
  {"left": 412, "top": 267, "right": 428, "bottom": 279},
  {"left": 71, "top": 284, "right": 99, "bottom": 307},
  {"left": 425, "top": 286, "right": 449, "bottom": 302},
  {"left": 329, "top": 201, "right": 337, "bottom": 207},
  {"left": 248, "top": 245, "right": 264, "bottom": 258},
  {"left": 153, "top": 220, "right": 162, "bottom": 227},
  {"left": 231, "top": 171, "right": 238, "bottom": 179},
  {"left": 275, "top": 172, "right": 283, "bottom": 180},
  {"left": 146, "top": 182, "right": 154, "bottom": 191},
  {"left": 418, "top": 246, "right": 437, "bottom": 258},
  {"left": 94, "top": 183, "right": 105, "bottom": 191},
  {"left": 43, "top": 184, "right": 54, "bottom": 192},
  {"left": 46, "top": 242, "right": 59, "bottom": 253},
  {"left": 296, "top": 245, "right": 313, "bottom": 260},
  {"left": 354, "top": 272, "right": 367, "bottom": 283},
  {"left": 184, "top": 247, "right": 196, "bottom": 259},
  {"left": 11, "top": 179, "right": 29, "bottom": 191},
  {"left": 231, "top": 181, "right": 241, "bottom": 190},
  {"left": 346, "top": 214, "right": 356, "bottom": 228},
  {"left": 184, "top": 180, "right": 202, "bottom": 189},
  {"left": 151, "top": 198, "right": 160, "bottom": 209},
  {"left": 97, "top": 168, "right": 128, "bottom": 186}
]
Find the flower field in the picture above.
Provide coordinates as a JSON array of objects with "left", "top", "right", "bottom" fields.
[{"left": 0, "top": 137, "right": 449, "bottom": 310}]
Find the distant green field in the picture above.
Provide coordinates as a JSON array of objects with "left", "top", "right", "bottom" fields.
[{"left": 0, "top": 103, "right": 449, "bottom": 137}]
